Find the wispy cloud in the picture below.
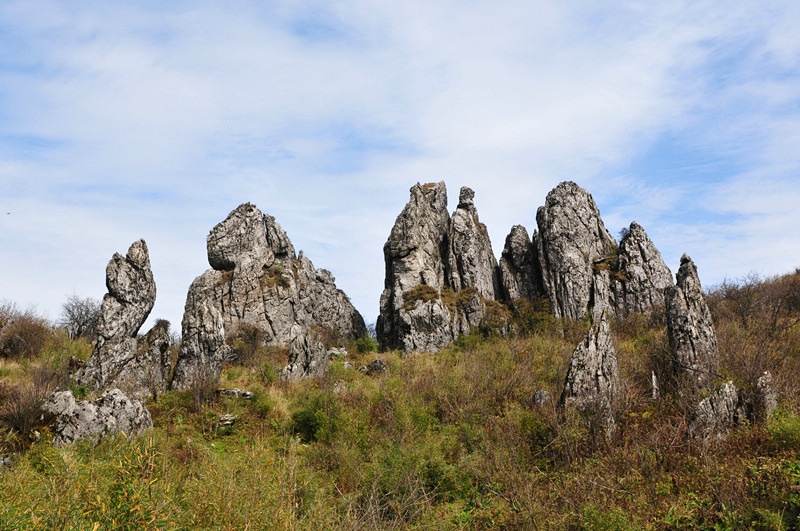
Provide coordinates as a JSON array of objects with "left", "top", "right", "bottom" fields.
[{"left": 1, "top": 1, "right": 798, "bottom": 326}]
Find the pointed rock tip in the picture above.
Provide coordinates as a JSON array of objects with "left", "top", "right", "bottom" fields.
[{"left": 458, "top": 186, "right": 475, "bottom": 208}]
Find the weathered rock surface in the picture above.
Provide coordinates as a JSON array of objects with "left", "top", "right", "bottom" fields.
[
  {"left": 377, "top": 182, "right": 454, "bottom": 352},
  {"left": 535, "top": 182, "right": 618, "bottom": 321},
  {"left": 498, "top": 224, "right": 541, "bottom": 303},
  {"left": 449, "top": 187, "right": 500, "bottom": 300},
  {"left": 377, "top": 183, "right": 504, "bottom": 352},
  {"left": 688, "top": 373, "right": 777, "bottom": 440},
  {"left": 172, "top": 203, "right": 366, "bottom": 388},
  {"left": 612, "top": 222, "right": 674, "bottom": 317},
  {"left": 280, "top": 332, "right": 328, "bottom": 382},
  {"left": 560, "top": 314, "right": 619, "bottom": 435},
  {"left": 42, "top": 388, "right": 152, "bottom": 446},
  {"left": 73, "top": 240, "right": 170, "bottom": 400},
  {"left": 665, "top": 255, "right": 720, "bottom": 390}
]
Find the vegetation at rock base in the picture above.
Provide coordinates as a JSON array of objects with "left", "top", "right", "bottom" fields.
[{"left": 1, "top": 270, "right": 800, "bottom": 529}]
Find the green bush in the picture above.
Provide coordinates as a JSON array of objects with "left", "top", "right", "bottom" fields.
[{"left": 290, "top": 389, "right": 340, "bottom": 443}]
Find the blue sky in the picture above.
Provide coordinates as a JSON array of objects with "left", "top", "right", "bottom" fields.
[{"left": 1, "top": 1, "right": 799, "bottom": 330}]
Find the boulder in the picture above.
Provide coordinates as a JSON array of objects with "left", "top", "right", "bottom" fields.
[
  {"left": 280, "top": 332, "right": 328, "bottom": 382},
  {"left": 73, "top": 240, "right": 170, "bottom": 400},
  {"left": 665, "top": 255, "right": 720, "bottom": 390},
  {"left": 42, "top": 388, "right": 152, "bottom": 446},
  {"left": 688, "top": 372, "right": 779, "bottom": 440},
  {"left": 172, "top": 204, "right": 366, "bottom": 388},
  {"left": 560, "top": 314, "right": 619, "bottom": 436}
]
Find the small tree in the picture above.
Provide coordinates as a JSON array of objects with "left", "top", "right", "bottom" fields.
[{"left": 59, "top": 294, "right": 102, "bottom": 340}]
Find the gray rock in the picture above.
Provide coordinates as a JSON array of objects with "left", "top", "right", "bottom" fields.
[
  {"left": 217, "top": 388, "right": 253, "bottom": 399},
  {"left": 42, "top": 388, "right": 152, "bottom": 446},
  {"left": 560, "top": 314, "right": 619, "bottom": 436},
  {"left": 449, "top": 186, "right": 500, "bottom": 301},
  {"left": 377, "top": 182, "right": 453, "bottom": 352},
  {"left": 754, "top": 371, "right": 778, "bottom": 422},
  {"left": 73, "top": 240, "right": 170, "bottom": 400},
  {"left": 531, "top": 390, "right": 551, "bottom": 406},
  {"left": 534, "top": 182, "right": 618, "bottom": 320},
  {"left": 280, "top": 332, "right": 328, "bottom": 382},
  {"left": 612, "top": 222, "right": 673, "bottom": 317},
  {"left": 172, "top": 203, "right": 366, "bottom": 388},
  {"left": 688, "top": 381, "right": 743, "bottom": 440},
  {"left": 498, "top": 225, "right": 541, "bottom": 303},
  {"left": 689, "top": 372, "right": 779, "bottom": 440},
  {"left": 366, "top": 359, "right": 388, "bottom": 375},
  {"left": 665, "top": 255, "right": 720, "bottom": 390},
  {"left": 377, "top": 183, "right": 503, "bottom": 352},
  {"left": 218, "top": 413, "right": 237, "bottom": 427}
]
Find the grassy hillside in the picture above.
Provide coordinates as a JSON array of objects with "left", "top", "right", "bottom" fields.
[{"left": 1, "top": 271, "right": 800, "bottom": 529}]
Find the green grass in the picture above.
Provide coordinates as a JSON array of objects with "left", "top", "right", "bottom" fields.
[{"left": 3, "top": 270, "right": 800, "bottom": 528}]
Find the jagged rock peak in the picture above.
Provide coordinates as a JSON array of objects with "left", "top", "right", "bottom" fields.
[
  {"left": 535, "top": 181, "right": 617, "bottom": 320},
  {"left": 377, "top": 182, "right": 455, "bottom": 353},
  {"left": 73, "top": 240, "right": 169, "bottom": 400},
  {"left": 665, "top": 254, "right": 720, "bottom": 390},
  {"left": 560, "top": 314, "right": 619, "bottom": 437},
  {"left": 377, "top": 182, "right": 503, "bottom": 352},
  {"left": 449, "top": 185, "right": 499, "bottom": 299},
  {"left": 498, "top": 224, "right": 541, "bottom": 303},
  {"left": 612, "top": 221, "right": 673, "bottom": 317},
  {"left": 172, "top": 203, "right": 366, "bottom": 389}
]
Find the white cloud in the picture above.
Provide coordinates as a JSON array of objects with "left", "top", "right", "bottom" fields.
[{"left": 1, "top": 0, "right": 799, "bottom": 327}]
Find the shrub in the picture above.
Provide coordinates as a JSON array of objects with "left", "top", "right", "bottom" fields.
[
  {"left": 355, "top": 334, "right": 379, "bottom": 353},
  {"left": 0, "top": 306, "right": 52, "bottom": 360},
  {"left": 290, "top": 389, "right": 340, "bottom": 443},
  {"left": 402, "top": 285, "right": 439, "bottom": 311}
]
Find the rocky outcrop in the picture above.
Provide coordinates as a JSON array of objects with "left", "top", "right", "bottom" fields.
[
  {"left": 280, "top": 331, "right": 328, "bottom": 382},
  {"left": 499, "top": 183, "right": 672, "bottom": 322},
  {"left": 377, "top": 182, "right": 453, "bottom": 352},
  {"left": 172, "top": 203, "right": 366, "bottom": 388},
  {"left": 535, "top": 182, "right": 618, "bottom": 320},
  {"left": 560, "top": 315, "right": 619, "bottom": 436},
  {"left": 42, "top": 388, "right": 152, "bottom": 446},
  {"left": 377, "top": 183, "right": 503, "bottom": 352},
  {"left": 665, "top": 255, "right": 720, "bottom": 390},
  {"left": 449, "top": 187, "right": 500, "bottom": 300},
  {"left": 498, "top": 225, "right": 541, "bottom": 303},
  {"left": 689, "top": 372, "right": 777, "bottom": 440},
  {"left": 612, "top": 222, "right": 673, "bottom": 317},
  {"left": 73, "top": 240, "right": 171, "bottom": 401}
]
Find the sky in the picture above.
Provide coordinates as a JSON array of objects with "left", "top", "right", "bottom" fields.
[{"left": 1, "top": 1, "right": 799, "bottom": 332}]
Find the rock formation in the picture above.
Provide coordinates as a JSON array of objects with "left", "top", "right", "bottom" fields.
[
  {"left": 42, "top": 388, "right": 152, "bottom": 446},
  {"left": 535, "top": 182, "right": 618, "bottom": 320},
  {"left": 449, "top": 187, "right": 500, "bottom": 299},
  {"left": 498, "top": 225, "right": 541, "bottom": 303},
  {"left": 665, "top": 255, "right": 720, "bottom": 390},
  {"left": 73, "top": 240, "right": 171, "bottom": 401},
  {"left": 377, "top": 183, "right": 503, "bottom": 352},
  {"left": 560, "top": 314, "right": 619, "bottom": 436},
  {"left": 688, "top": 372, "right": 777, "bottom": 440},
  {"left": 498, "top": 182, "right": 672, "bottom": 323},
  {"left": 612, "top": 222, "right": 674, "bottom": 317},
  {"left": 172, "top": 203, "right": 366, "bottom": 388}
]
